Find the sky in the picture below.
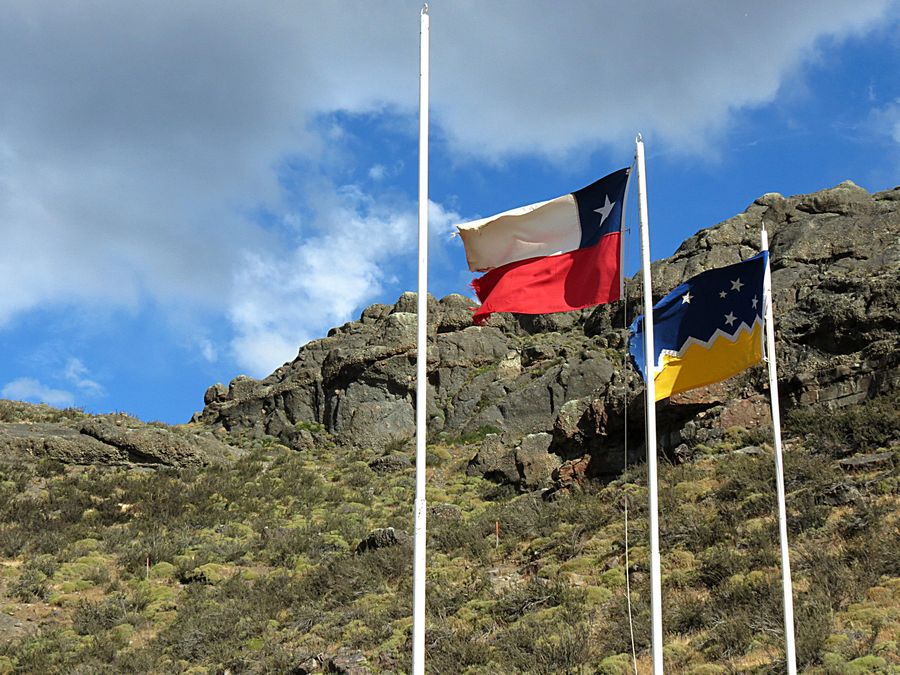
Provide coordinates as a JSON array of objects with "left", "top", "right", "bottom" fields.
[{"left": 0, "top": 1, "right": 898, "bottom": 424}]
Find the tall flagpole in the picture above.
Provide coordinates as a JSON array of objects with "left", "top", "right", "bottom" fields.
[
  {"left": 635, "top": 135, "right": 664, "bottom": 674},
  {"left": 412, "top": 5, "right": 429, "bottom": 675},
  {"left": 761, "top": 228, "right": 797, "bottom": 674}
]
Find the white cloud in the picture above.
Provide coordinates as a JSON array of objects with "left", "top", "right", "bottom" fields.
[
  {"left": 428, "top": 200, "right": 462, "bottom": 239},
  {"left": 433, "top": 1, "right": 894, "bottom": 157},
  {"left": 63, "top": 358, "right": 105, "bottom": 397},
  {"left": 0, "top": 0, "right": 894, "bottom": 374},
  {"left": 227, "top": 184, "right": 421, "bottom": 374},
  {"left": 367, "top": 161, "right": 405, "bottom": 183},
  {"left": 2, "top": 377, "right": 75, "bottom": 408},
  {"left": 223, "top": 193, "right": 465, "bottom": 376},
  {"left": 199, "top": 339, "right": 219, "bottom": 364},
  {"left": 870, "top": 100, "right": 900, "bottom": 143}
]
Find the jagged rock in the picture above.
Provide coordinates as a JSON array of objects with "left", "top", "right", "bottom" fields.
[
  {"left": 325, "top": 648, "right": 371, "bottom": 674},
  {"left": 228, "top": 374, "right": 259, "bottom": 400},
  {"left": 391, "top": 291, "right": 431, "bottom": 316},
  {"left": 468, "top": 432, "right": 561, "bottom": 492},
  {"left": 0, "top": 408, "right": 239, "bottom": 468},
  {"left": 517, "top": 310, "right": 583, "bottom": 333},
  {"left": 355, "top": 527, "right": 410, "bottom": 554},
  {"left": 204, "top": 382, "right": 227, "bottom": 405},
  {"left": 522, "top": 343, "right": 557, "bottom": 366},
  {"left": 360, "top": 303, "right": 390, "bottom": 323},
  {"left": 437, "top": 294, "right": 478, "bottom": 329},
  {"left": 819, "top": 483, "right": 862, "bottom": 506},
  {"left": 466, "top": 434, "right": 518, "bottom": 484},
  {"left": 673, "top": 443, "right": 693, "bottom": 462},
  {"left": 294, "top": 655, "right": 323, "bottom": 674},
  {"left": 546, "top": 455, "right": 592, "bottom": 499},
  {"left": 553, "top": 398, "right": 590, "bottom": 442},
  {"left": 515, "top": 433, "right": 560, "bottom": 490}
]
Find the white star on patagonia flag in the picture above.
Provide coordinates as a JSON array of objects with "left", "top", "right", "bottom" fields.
[
  {"left": 681, "top": 292, "right": 693, "bottom": 304},
  {"left": 719, "top": 290, "right": 727, "bottom": 299},
  {"left": 593, "top": 195, "right": 614, "bottom": 227},
  {"left": 731, "top": 278, "right": 744, "bottom": 292},
  {"left": 752, "top": 295, "right": 758, "bottom": 309},
  {"left": 724, "top": 311, "right": 737, "bottom": 326}
]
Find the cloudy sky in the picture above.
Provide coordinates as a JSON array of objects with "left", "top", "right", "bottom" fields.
[{"left": 1, "top": 1, "right": 897, "bottom": 423}]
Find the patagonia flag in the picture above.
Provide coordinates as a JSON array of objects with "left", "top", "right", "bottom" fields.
[
  {"left": 456, "top": 168, "right": 629, "bottom": 324},
  {"left": 630, "top": 252, "right": 768, "bottom": 400}
]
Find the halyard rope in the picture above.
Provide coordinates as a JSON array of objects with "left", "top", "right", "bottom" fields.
[{"left": 622, "top": 158, "right": 639, "bottom": 674}]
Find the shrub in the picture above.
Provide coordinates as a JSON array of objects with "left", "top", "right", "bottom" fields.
[
  {"left": 786, "top": 394, "right": 899, "bottom": 455},
  {"left": 795, "top": 590, "right": 833, "bottom": 669},
  {"left": 454, "top": 425, "right": 504, "bottom": 445},
  {"left": 73, "top": 594, "right": 144, "bottom": 635},
  {"left": 11, "top": 569, "right": 49, "bottom": 602}
]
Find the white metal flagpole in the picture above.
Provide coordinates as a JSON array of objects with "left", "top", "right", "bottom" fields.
[
  {"left": 761, "top": 227, "right": 798, "bottom": 674},
  {"left": 412, "top": 5, "right": 429, "bottom": 675},
  {"left": 635, "top": 134, "right": 664, "bottom": 674}
]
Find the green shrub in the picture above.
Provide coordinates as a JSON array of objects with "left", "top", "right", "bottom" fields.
[
  {"left": 454, "top": 425, "right": 504, "bottom": 445},
  {"left": 73, "top": 594, "right": 144, "bottom": 635},
  {"left": 786, "top": 394, "right": 899, "bottom": 455},
  {"left": 11, "top": 569, "right": 49, "bottom": 602},
  {"left": 499, "top": 615, "right": 593, "bottom": 674},
  {"left": 795, "top": 590, "right": 833, "bottom": 669}
]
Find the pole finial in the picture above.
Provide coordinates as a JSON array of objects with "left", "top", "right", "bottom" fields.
[
  {"left": 636, "top": 132, "right": 643, "bottom": 143},
  {"left": 422, "top": 3, "right": 429, "bottom": 15}
]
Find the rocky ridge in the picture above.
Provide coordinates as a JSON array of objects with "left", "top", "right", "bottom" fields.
[
  {"left": 0, "top": 401, "right": 240, "bottom": 468},
  {"left": 195, "top": 181, "right": 899, "bottom": 490},
  {"left": 2, "top": 182, "right": 896, "bottom": 486}
]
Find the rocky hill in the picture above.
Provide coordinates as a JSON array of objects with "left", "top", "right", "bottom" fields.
[
  {"left": 0, "top": 180, "right": 897, "bottom": 673},
  {"left": 196, "top": 180, "right": 899, "bottom": 489}
]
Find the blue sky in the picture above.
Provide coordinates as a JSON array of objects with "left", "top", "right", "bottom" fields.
[{"left": 1, "top": 1, "right": 897, "bottom": 423}]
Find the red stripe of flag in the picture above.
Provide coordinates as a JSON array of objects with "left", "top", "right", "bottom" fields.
[{"left": 472, "top": 231, "right": 622, "bottom": 325}]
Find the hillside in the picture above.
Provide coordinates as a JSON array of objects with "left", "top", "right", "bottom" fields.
[{"left": 0, "top": 181, "right": 898, "bottom": 673}]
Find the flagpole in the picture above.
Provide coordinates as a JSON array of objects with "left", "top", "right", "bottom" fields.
[
  {"left": 635, "top": 135, "right": 664, "bottom": 674},
  {"left": 761, "top": 228, "right": 797, "bottom": 674},
  {"left": 412, "top": 5, "right": 430, "bottom": 674}
]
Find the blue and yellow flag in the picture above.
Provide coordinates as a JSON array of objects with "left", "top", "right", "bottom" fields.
[{"left": 630, "top": 252, "right": 768, "bottom": 400}]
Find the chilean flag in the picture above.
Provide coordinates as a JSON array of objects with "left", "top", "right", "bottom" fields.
[{"left": 457, "top": 168, "right": 630, "bottom": 324}]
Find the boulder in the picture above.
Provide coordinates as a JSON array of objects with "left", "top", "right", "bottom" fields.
[
  {"left": 466, "top": 434, "right": 518, "bottom": 485},
  {"left": 355, "top": 527, "right": 410, "bottom": 554},
  {"left": 514, "top": 433, "right": 560, "bottom": 490},
  {"left": 325, "top": 649, "right": 371, "bottom": 674}
]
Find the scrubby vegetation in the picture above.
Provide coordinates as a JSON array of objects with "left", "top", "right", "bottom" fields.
[{"left": 0, "top": 396, "right": 897, "bottom": 673}]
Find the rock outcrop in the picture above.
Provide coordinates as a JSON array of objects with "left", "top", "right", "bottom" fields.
[
  {"left": 196, "top": 291, "right": 623, "bottom": 452},
  {"left": 355, "top": 527, "right": 411, "bottom": 555},
  {"left": 194, "top": 182, "right": 898, "bottom": 486},
  {"left": 0, "top": 402, "right": 239, "bottom": 468}
]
